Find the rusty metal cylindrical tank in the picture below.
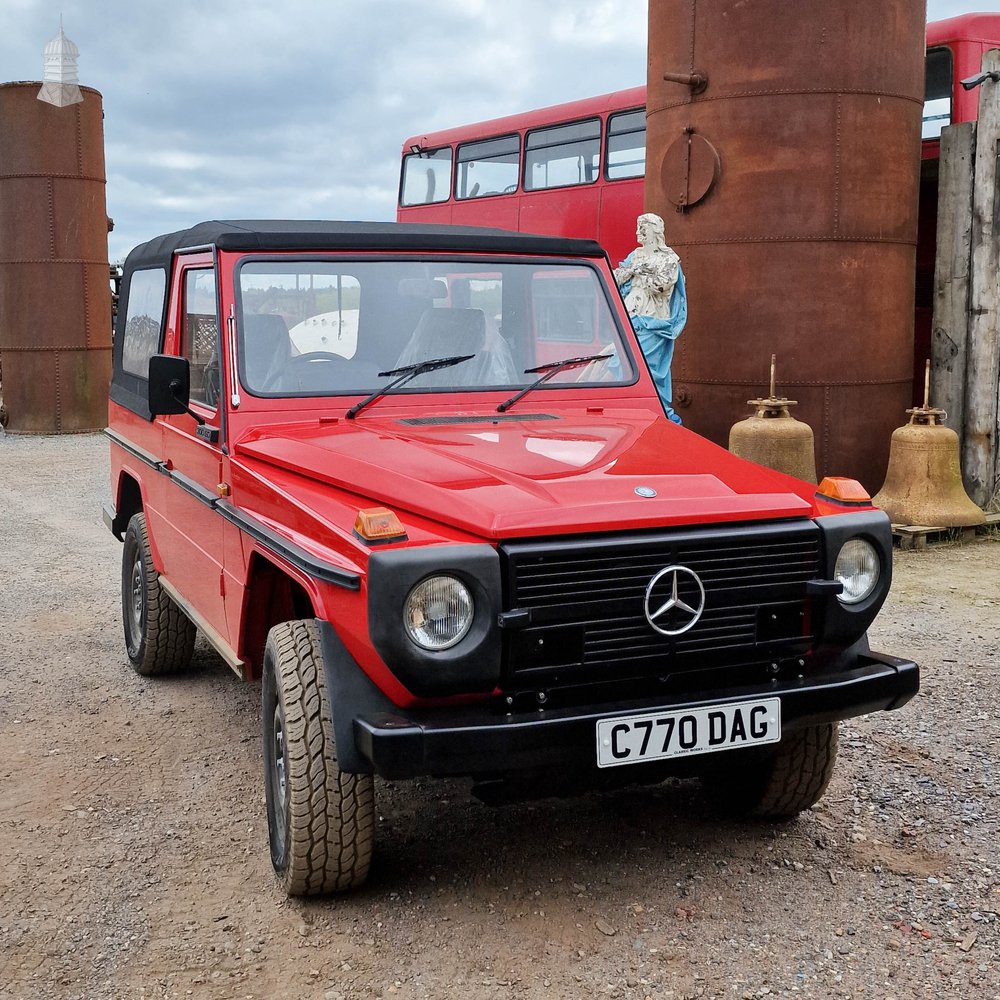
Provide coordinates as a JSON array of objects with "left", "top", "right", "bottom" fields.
[
  {"left": 0, "top": 82, "right": 111, "bottom": 433},
  {"left": 646, "top": 1, "right": 924, "bottom": 491}
]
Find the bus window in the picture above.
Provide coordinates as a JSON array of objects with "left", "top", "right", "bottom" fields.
[
  {"left": 529, "top": 268, "right": 619, "bottom": 370},
  {"left": 606, "top": 108, "right": 646, "bottom": 180},
  {"left": 525, "top": 118, "right": 601, "bottom": 191},
  {"left": 456, "top": 134, "right": 520, "bottom": 199},
  {"left": 923, "top": 46, "right": 952, "bottom": 139},
  {"left": 400, "top": 148, "right": 452, "bottom": 206}
]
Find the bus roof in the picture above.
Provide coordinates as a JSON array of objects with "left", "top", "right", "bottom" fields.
[
  {"left": 926, "top": 11, "right": 1000, "bottom": 46},
  {"left": 401, "top": 85, "right": 646, "bottom": 154}
]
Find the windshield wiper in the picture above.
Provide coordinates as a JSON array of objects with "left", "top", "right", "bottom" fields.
[
  {"left": 496, "top": 353, "right": 612, "bottom": 413},
  {"left": 345, "top": 354, "right": 475, "bottom": 419}
]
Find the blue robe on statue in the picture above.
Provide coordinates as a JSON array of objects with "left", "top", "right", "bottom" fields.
[{"left": 617, "top": 255, "right": 687, "bottom": 425}]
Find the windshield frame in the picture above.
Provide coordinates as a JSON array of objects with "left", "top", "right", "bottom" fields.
[{"left": 232, "top": 252, "right": 640, "bottom": 401}]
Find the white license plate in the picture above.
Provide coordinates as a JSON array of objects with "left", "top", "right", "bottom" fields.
[{"left": 596, "top": 698, "right": 781, "bottom": 768}]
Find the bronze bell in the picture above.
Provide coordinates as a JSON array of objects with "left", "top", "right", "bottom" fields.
[
  {"left": 872, "top": 361, "right": 984, "bottom": 527},
  {"left": 728, "top": 355, "right": 817, "bottom": 484}
]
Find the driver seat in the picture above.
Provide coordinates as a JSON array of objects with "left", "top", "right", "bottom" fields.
[{"left": 242, "top": 313, "right": 292, "bottom": 390}]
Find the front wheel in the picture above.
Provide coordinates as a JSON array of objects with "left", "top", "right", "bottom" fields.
[
  {"left": 703, "top": 723, "right": 838, "bottom": 818},
  {"left": 262, "top": 620, "right": 375, "bottom": 896},
  {"left": 121, "top": 512, "right": 195, "bottom": 676}
]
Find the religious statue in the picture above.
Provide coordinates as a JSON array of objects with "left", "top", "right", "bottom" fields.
[{"left": 614, "top": 213, "right": 687, "bottom": 424}]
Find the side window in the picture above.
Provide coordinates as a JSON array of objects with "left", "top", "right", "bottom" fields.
[
  {"left": 400, "top": 147, "right": 452, "bottom": 206},
  {"left": 525, "top": 119, "right": 601, "bottom": 191},
  {"left": 606, "top": 108, "right": 646, "bottom": 180},
  {"left": 121, "top": 268, "right": 166, "bottom": 377},
  {"left": 455, "top": 135, "right": 520, "bottom": 199},
  {"left": 923, "top": 46, "right": 953, "bottom": 139},
  {"left": 182, "top": 269, "right": 219, "bottom": 409}
]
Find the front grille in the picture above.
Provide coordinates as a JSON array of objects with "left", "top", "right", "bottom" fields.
[{"left": 500, "top": 520, "right": 820, "bottom": 693}]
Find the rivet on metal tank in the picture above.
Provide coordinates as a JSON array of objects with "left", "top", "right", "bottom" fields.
[
  {"left": 729, "top": 355, "right": 817, "bottom": 484},
  {"left": 872, "top": 361, "right": 985, "bottom": 528}
]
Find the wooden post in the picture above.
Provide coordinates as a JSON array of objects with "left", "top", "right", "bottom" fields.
[
  {"left": 964, "top": 49, "right": 1000, "bottom": 507},
  {"left": 931, "top": 121, "right": 975, "bottom": 443}
]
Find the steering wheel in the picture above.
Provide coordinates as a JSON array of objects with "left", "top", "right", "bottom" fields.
[{"left": 263, "top": 351, "right": 351, "bottom": 391}]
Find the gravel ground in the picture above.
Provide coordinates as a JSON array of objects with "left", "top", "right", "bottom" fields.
[{"left": 0, "top": 431, "right": 997, "bottom": 1000}]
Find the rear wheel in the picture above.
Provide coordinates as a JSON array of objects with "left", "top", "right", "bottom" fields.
[
  {"left": 262, "top": 620, "right": 375, "bottom": 895},
  {"left": 704, "top": 723, "right": 838, "bottom": 818},
  {"left": 121, "top": 512, "right": 196, "bottom": 676}
]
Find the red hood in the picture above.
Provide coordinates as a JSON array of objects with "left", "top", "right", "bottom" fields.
[{"left": 233, "top": 409, "right": 814, "bottom": 539}]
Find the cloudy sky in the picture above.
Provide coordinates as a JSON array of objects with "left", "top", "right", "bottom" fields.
[{"left": 1, "top": 0, "right": 993, "bottom": 262}]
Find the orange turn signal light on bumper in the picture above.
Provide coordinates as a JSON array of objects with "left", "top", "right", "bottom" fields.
[{"left": 354, "top": 507, "right": 408, "bottom": 543}]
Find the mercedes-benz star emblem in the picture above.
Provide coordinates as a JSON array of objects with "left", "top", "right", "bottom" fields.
[{"left": 643, "top": 565, "right": 706, "bottom": 636}]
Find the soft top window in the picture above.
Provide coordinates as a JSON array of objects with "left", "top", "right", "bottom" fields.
[{"left": 121, "top": 268, "right": 166, "bottom": 378}]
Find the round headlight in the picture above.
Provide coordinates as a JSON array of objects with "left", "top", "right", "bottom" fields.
[
  {"left": 834, "top": 538, "right": 881, "bottom": 604},
  {"left": 404, "top": 575, "right": 474, "bottom": 650}
]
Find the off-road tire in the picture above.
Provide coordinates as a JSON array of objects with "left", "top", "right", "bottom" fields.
[
  {"left": 122, "top": 512, "right": 196, "bottom": 676},
  {"left": 262, "top": 620, "right": 375, "bottom": 896},
  {"left": 706, "top": 723, "right": 838, "bottom": 819}
]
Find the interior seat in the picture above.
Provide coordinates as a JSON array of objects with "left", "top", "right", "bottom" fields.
[
  {"left": 242, "top": 313, "right": 292, "bottom": 391},
  {"left": 395, "top": 307, "right": 517, "bottom": 386}
]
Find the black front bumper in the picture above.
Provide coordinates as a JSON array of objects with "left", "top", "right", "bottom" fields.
[{"left": 349, "top": 650, "right": 918, "bottom": 780}]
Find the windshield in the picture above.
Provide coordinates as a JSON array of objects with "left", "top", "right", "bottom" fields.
[{"left": 236, "top": 258, "right": 635, "bottom": 398}]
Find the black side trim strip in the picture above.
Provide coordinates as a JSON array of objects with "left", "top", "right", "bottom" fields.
[
  {"left": 104, "top": 428, "right": 166, "bottom": 474},
  {"left": 106, "top": 428, "right": 360, "bottom": 590},
  {"left": 215, "top": 499, "right": 361, "bottom": 591},
  {"left": 170, "top": 469, "right": 219, "bottom": 507}
]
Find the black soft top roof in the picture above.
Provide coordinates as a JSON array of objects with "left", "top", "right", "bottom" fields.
[{"left": 123, "top": 220, "right": 608, "bottom": 271}]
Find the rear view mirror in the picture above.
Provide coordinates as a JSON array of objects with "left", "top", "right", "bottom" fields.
[{"left": 148, "top": 354, "right": 191, "bottom": 416}]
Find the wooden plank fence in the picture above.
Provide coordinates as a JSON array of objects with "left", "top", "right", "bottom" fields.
[{"left": 932, "top": 49, "right": 1000, "bottom": 509}]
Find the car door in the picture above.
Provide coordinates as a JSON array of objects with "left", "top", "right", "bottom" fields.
[{"left": 155, "top": 258, "right": 231, "bottom": 646}]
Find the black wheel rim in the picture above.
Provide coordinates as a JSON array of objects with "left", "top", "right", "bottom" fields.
[
  {"left": 124, "top": 544, "right": 145, "bottom": 657},
  {"left": 267, "top": 700, "right": 290, "bottom": 864}
]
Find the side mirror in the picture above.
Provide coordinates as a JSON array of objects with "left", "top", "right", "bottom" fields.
[{"left": 148, "top": 354, "right": 191, "bottom": 416}]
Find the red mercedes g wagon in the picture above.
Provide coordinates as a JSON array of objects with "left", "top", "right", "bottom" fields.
[{"left": 105, "top": 220, "right": 917, "bottom": 896}]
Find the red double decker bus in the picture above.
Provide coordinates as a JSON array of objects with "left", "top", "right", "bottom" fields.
[
  {"left": 398, "top": 84, "right": 646, "bottom": 270},
  {"left": 399, "top": 13, "right": 997, "bottom": 267},
  {"left": 397, "top": 13, "right": 1000, "bottom": 399}
]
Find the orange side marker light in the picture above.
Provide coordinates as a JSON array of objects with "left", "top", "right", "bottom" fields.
[
  {"left": 816, "top": 477, "right": 871, "bottom": 504},
  {"left": 354, "top": 507, "right": 407, "bottom": 543}
]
